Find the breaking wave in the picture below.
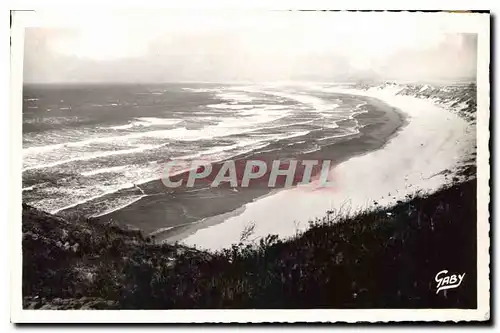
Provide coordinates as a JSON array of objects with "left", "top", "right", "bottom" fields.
[{"left": 23, "top": 84, "right": 368, "bottom": 215}]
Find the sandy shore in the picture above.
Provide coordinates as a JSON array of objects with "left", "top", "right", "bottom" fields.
[
  {"left": 91, "top": 92, "right": 405, "bottom": 241},
  {"left": 180, "top": 86, "right": 476, "bottom": 250}
]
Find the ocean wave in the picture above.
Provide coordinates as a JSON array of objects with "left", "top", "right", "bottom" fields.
[
  {"left": 108, "top": 117, "right": 183, "bottom": 130},
  {"left": 49, "top": 183, "right": 148, "bottom": 215},
  {"left": 40, "top": 166, "right": 165, "bottom": 215},
  {"left": 182, "top": 87, "right": 223, "bottom": 93},
  {"left": 22, "top": 185, "right": 36, "bottom": 192},
  {"left": 30, "top": 130, "right": 312, "bottom": 214},
  {"left": 316, "top": 131, "right": 358, "bottom": 141},
  {"left": 206, "top": 103, "right": 289, "bottom": 110},
  {"left": 216, "top": 92, "right": 258, "bottom": 103},
  {"left": 23, "top": 128, "right": 195, "bottom": 157},
  {"left": 23, "top": 116, "right": 81, "bottom": 125},
  {"left": 23, "top": 144, "right": 160, "bottom": 172},
  {"left": 90, "top": 194, "right": 148, "bottom": 218},
  {"left": 24, "top": 111, "right": 293, "bottom": 161},
  {"left": 22, "top": 127, "right": 270, "bottom": 171},
  {"left": 287, "top": 140, "right": 306, "bottom": 146},
  {"left": 206, "top": 104, "right": 252, "bottom": 110},
  {"left": 302, "top": 147, "right": 322, "bottom": 154},
  {"left": 171, "top": 131, "right": 309, "bottom": 162},
  {"left": 229, "top": 88, "right": 341, "bottom": 116},
  {"left": 81, "top": 165, "right": 130, "bottom": 177},
  {"left": 23, "top": 86, "right": 371, "bottom": 216}
]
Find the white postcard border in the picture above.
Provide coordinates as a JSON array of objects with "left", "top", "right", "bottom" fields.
[{"left": 9, "top": 9, "right": 491, "bottom": 323}]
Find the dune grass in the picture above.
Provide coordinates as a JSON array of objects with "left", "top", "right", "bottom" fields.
[{"left": 22, "top": 179, "right": 477, "bottom": 309}]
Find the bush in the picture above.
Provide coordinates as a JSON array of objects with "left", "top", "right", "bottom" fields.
[{"left": 22, "top": 180, "right": 477, "bottom": 309}]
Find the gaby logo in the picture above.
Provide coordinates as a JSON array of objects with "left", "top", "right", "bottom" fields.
[{"left": 435, "top": 270, "right": 466, "bottom": 294}]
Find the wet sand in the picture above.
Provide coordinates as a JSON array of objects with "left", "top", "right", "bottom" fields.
[{"left": 87, "top": 93, "right": 406, "bottom": 243}]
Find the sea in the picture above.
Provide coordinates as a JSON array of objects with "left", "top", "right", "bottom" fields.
[{"left": 22, "top": 83, "right": 370, "bottom": 217}]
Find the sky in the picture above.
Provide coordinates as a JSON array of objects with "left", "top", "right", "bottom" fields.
[{"left": 22, "top": 11, "right": 478, "bottom": 83}]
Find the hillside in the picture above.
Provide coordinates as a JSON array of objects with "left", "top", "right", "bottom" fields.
[
  {"left": 349, "top": 81, "right": 477, "bottom": 122},
  {"left": 23, "top": 178, "right": 477, "bottom": 309}
]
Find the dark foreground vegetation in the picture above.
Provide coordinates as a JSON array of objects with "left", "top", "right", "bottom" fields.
[{"left": 23, "top": 180, "right": 477, "bottom": 309}]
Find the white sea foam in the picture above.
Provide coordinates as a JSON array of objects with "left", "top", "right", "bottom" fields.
[
  {"left": 24, "top": 86, "right": 366, "bottom": 216},
  {"left": 172, "top": 131, "right": 309, "bottom": 161},
  {"left": 34, "top": 128, "right": 312, "bottom": 214},
  {"left": 182, "top": 88, "right": 223, "bottom": 93},
  {"left": 22, "top": 86, "right": 348, "bottom": 174},
  {"left": 108, "top": 117, "right": 182, "bottom": 130},
  {"left": 206, "top": 104, "right": 251, "bottom": 110},
  {"left": 23, "top": 123, "right": 259, "bottom": 159},
  {"left": 217, "top": 92, "right": 257, "bottom": 103},
  {"left": 81, "top": 165, "right": 130, "bottom": 177},
  {"left": 229, "top": 88, "right": 342, "bottom": 121},
  {"left": 23, "top": 143, "right": 67, "bottom": 155},
  {"left": 22, "top": 95, "right": 298, "bottom": 169},
  {"left": 49, "top": 182, "right": 140, "bottom": 214},
  {"left": 23, "top": 120, "right": 298, "bottom": 171},
  {"left": 301, "top": 147, "right": 321, "bottom": 154},
  {"left": 108, "top": 123, "right": 136, "bottom": 130},
  {"left": 207, "top": 103, "right": 289, "bottom": 110},
  {"left": 287, "top": 140, "right": 307, "bottom": 146},
  {"left": 47, "top": 169, "right": 165, "bottom": 215},
  {"left": 90, "top": 195, "right": 148, "bottom": 218},
  {"left": 316, "top": 132, "right": 356, "bottom": 141},
  {"left": 23, "top": 144, "right": 159, "bottom": 171}
]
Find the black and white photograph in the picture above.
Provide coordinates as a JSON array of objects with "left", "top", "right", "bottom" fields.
[{"left": 10, "top": 9, "right": 490, "bottom": 323}]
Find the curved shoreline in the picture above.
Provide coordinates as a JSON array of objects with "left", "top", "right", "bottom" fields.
[
  {"left": 180, "top": 87, "right": 474, "bottom": 250},
  {"left": 150, "top": 92, "right": 408, "bottom": 244},
  {"left": 76, "top": 91, "right": 407, "bottom": 240}
]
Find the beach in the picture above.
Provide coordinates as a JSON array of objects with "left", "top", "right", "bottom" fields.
[
  {"left": 22, "top": 83, "right": 475, "bottom": 251},
  {"left": 179, "top": 85, "right": 476, "bottom": 250},
  {"left": 23, "top": 84, "right": 383, "bottom": 217},
  {"left": 93, "top": 90, "right": 406, "bottom": 242}
]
